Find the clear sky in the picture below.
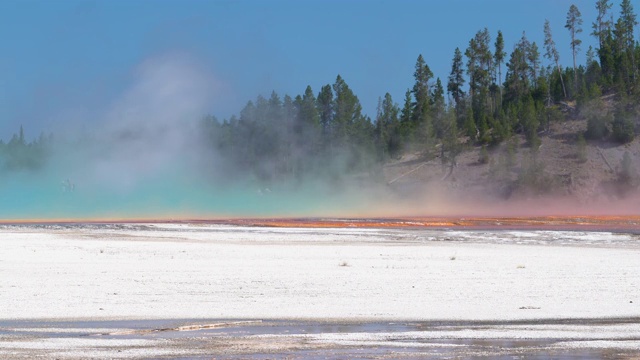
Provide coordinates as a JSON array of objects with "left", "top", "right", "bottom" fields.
[{"left": 0, "top": 0, "right": 636, "bottom": 140}]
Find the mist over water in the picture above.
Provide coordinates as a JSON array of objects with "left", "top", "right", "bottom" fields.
[
  {"left": 1, "top": 52, "right": 639, "bottom": 221},
  {"left": 0, "top": 54, "right": 381, "bottom": 220}
]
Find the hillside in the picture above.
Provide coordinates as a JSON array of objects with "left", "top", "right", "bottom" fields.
[{"left": 383, "top": 104, "right": 640, "bottom": 210}]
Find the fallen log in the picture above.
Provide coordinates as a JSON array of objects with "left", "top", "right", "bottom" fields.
[
  {"left": 387, "top": 162, "right": 427, "bottom": 185},
  {"left": 597, "top": 147, "right": 615, "bottom": 173}
]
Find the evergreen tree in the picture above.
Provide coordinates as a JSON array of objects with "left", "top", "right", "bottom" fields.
[
  {"left": 504, "top": 45, "right": 529, "bottom": 106},
  {"left": 592, "top": 0, "right": 614, "bottom": 86},
  {"left": 600, "top": 30, "right": 616, "bottom": 86},
  {"left": 317, "top": 84, "right": 333, "bottom": 140},
  {"left": 441, "top": 105, "right": 460, "bottom": 168},
  {"left": 19, "top": 125, "right": 25, "bottom": 145},
  {"left": 254, "top": 95, "right": 269, "bottom": 123},
  {"left": 565, "top": 4, "right": 583, "bottom": 93},
  {"left": 494, "top": 30, "right": 506, "bottom": 98},
  {"left": 432, "top": 77, "right": 445, "bottom": 105},
  {"left": 1, "top": 126, "right": 48, "bottom": 171},
  {"left": 612, "top": 103, "right": 635, "bottom": 143},
  {"left": 447, "top": 47, "right": 466, "bottom": 108},
  {"left": 619, "top": 0, "right": 637, "bottom": 80},
  {"left": 592, "top": 0, "right": 613, "bottom": 49},
  {"left": 297, "top": 86, "right": 320, "bottom": 130},
  {"left": 613, "top": 17, "right": 633, "bottom": 92},
  {"left": 619, "top": 0, "right": 637, "bottom": 44},
  {"left": 411, "top": 54, "right": 434, "bottom": 143},
  {"left": 585, "top": 45, "right": 602, "bottom": 90},
  {"left": 525, "top": 37, "right": 541, "bottom": 84},
  {"left": 282, "top": 94, "right": 296, "bottom": 176},
  {"left": 267, "top": 91, "right": 282, "bottom": 124},
  {"left": 521, "top": 95, "right": 540, "bottom": 146},
  {"left": 399, "top": 89, "right": 413, "bottom": 142},
  {"left": 295, "top": 86, "right": 321, "bottom": 163},
  {"left": 465, "top": 28, "right": 493, "bottom": 138},
  {"left": 332, "top": 75, "right": 363, "bottom": 147},
  {"left": 375, "top": 93, "right": 401, "bottom": 159},
  {"left": 464, "top": 102, "right": 477, "bottom": 141},
  {"left": 584, "top": 97, "right": 611, "bottom": 140},
  {"left": 432, "top": 78, "right": 446, "bottom": 139},
  {"left": 544, "top": 19, "right": 568, "bottom": 99}
]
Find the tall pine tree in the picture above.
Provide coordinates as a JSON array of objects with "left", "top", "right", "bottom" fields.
[{"left": 565, "top": 4, "right": 583, "bottom": 94}]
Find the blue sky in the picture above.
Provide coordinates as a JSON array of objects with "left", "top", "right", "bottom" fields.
[{"left": 0, "top": 0, "right": 635, "bottom": 140}]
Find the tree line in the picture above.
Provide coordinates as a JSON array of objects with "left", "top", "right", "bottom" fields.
[
  {"left": 199, "top": 0, "right": 638, "bottom": 185},
  {"left": 2, "top": 0, "right": 638, "bottom": 187},
  {"left": 0, "top": 126, "right": 52, "bottom": 172}
]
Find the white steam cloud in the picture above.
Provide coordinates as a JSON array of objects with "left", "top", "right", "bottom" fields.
[{"left": 69, "top": 53, "right": 219, "bottom": 191}]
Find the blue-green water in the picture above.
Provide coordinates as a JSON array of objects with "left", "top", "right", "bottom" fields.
[{"left": 0, "top": 165, "right": 374, "bottom": 220}]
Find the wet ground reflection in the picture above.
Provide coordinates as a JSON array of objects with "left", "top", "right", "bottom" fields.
[{"left": 2, "top": 318, "right": 639, "bottom": 359}]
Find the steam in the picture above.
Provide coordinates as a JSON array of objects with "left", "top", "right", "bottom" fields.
[
  {"left": 93, "top": 54, "right": 212, "bottom": 190},
  {"left": 45, "top": 54, "right": 214, "bottom": 211},
  {"left": 0, "top": 53, "right": 368, "bottom": 220},
  {"left": 0, "top": 52, "right": 639, "bottom": 221}
]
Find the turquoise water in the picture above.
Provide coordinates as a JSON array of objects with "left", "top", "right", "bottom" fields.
[{"left": 0, "top": 165, "right": 370, "bottom": 220}]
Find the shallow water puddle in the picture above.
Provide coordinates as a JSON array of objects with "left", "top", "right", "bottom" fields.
[{"left": 1, "top": 318, "right": 640, "bottom": 359}]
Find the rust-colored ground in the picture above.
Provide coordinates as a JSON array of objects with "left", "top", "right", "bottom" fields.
[
  {"left": 4, "top": 216, "right": 639, "bottom": 232},
  {"left": 213, "top": 216, "right": 640, "bottom": 232}
]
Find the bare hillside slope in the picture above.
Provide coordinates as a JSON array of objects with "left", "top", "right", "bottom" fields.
[{"left": 384, "top": 116, "right": 640, "bottom": 212}]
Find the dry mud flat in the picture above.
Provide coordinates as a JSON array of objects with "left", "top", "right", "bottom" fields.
[{"left": 0, "top": 222, "right": 639, "bottom": 358}]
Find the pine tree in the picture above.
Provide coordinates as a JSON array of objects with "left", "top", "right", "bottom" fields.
[
  {"left": 399, "top": 89, "right": 413, "bottom": 142},
  {"left": 527, "top": 40, "right": 541, "bottom": 84},
  {"left": 544, "top": 19, "right": 568, "bottom": 99},
  {"left": 412, "top": 54, "right": 434, "bottom": 142},
  {"left": 466, "top": 28, "right": 493, "bottom": 133},
  {"left": 613, "top": 18, "right": 632, "bottom": 92},
  {"left": 19, "top": 125, "right": 25, "bottom": 145},
  {"left": 464, "top": 103, "right": 477, "bottom": 141},
  {"left": 584, "top": 97, "right": 611, "bottom": 140},
  {"left": 441, "top": 105, "right": 460, "bottom": 168},
  {"left": 267, "top": 91, "right": 282, "bottom": 124},
  {"left": 494, "top": 30, "right": 506, "bottom": 98},
  {"left": 619, "top": 0, "right": 638, "bottom": 83},
  {"left": 592, "top": 0, "right": 613, "bottom": 48},
  {"left": 504, "top": 44, "right": 529, "bottom": 106},
  {"left": 521, "top": 96, "right": 539, "bottom": 147},
  {"left": 282, "top": 94, "right": 296, "bottom": 176},
  {"left": 332, "top": 75, "right": 363, "bottom": 147},
  {"left": 527, "top": 41, "right": 544, "bottom": 102},
  {"left": 600, "top": 31, "right": 616, "bottom": 86},
  {"left": 298, "top": 86, "right": 320, "bottom": 130},
  {"left": 432, "top": 78, "right": 446, "bottom": 139},
  {"left": 565, "top": 4, "right": 583, "bottom": 93},
  {"left": 432, "top": 77, "right": 445, "bottom": 105},
  {"left": 317, "top": 84, "right": 333, "bottom": 141},
  {"left": 375, "top": 93, "right": 401, "bottom": 159},
  {"left": 447, "top": 47, "right": 466, "bottom": 107},
  {"left": 612, "top": 103, "right": 635, "bottom": 143},
  {"left": 295, "top": 86, "right": 321, "bottom": 160},
  {"left": 585, "top": 45, "right": 602, "bottom": 90}
]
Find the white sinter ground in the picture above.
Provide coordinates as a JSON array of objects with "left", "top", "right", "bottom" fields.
[{"left": 0, "top": 223, "right": 638, "bottom": 321}]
